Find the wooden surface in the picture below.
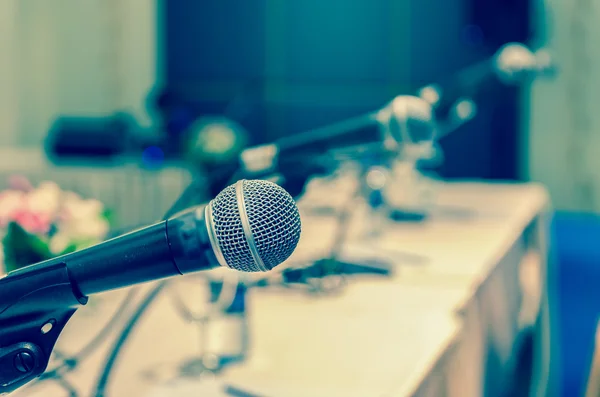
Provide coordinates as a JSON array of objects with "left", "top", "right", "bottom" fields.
[{"left": 14, "top": 181, "right": 549, "bottom": 397}]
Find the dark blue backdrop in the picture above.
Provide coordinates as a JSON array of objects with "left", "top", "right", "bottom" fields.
[{"left": 161, "top": 0, "right": 529, "bottom": 179}]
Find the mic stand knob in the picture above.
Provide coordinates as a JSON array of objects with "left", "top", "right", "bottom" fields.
[{"left": 0, "top": 343, "right": 45, "bottom": 389}]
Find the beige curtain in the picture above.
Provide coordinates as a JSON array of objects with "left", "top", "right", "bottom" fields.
[
  {"left": 0, "top": 1, "right": 186, "bottom": 227},
  {"left": 0, "top": 0, "right": 19, "bottom": 146},
  {"left": 0, "top": 0, "right": 157, "bottom": 148}
]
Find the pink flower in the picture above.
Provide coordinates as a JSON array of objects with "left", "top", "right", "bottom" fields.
[
  {"left": 0, "top": 180, "right": 109, "bottom": 242},
  {"left": 12, "top": 210, "right": 51, "bottom": 235}
]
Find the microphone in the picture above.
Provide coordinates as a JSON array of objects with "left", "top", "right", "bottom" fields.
[
  {"left": 45, "top": 113, "right": 140, "bottom": 164},
  {"left": 237, "top": 96, "right": 438, "bottom": 201},
  {"left": 494, "top": 43, "right": 556, "bottom": 84},
  {"left": 0, "top": 179, "right": 301, "bottom": 393},
  {"left": 237, "top": 43, "right": 556, "bottom": 189},
  {"left": 1, "top": 179, "right": 301, "bottom": 298},
  {"left": 239, "top": 95, "right": 437, "bottom": 176},
  {"left": 239, "top": 112, "right": 385, "bottom": 176},
  {"left": 419, "top": 43, "right": 555, "bottom": 121}
]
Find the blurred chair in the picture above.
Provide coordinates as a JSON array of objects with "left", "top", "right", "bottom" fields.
[
  {"left": 0, "top": 148, "right": 192, "bottom": 230},
  {"left": 553, "top": 213, "right": 600, "bottom": 397}
]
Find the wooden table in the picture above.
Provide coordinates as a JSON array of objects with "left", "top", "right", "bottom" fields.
[{"left": 15, "top": 181, "right": 551, "bottom": 397}]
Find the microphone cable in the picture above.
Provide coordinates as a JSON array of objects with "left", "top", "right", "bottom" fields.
[
  {"left": 45, "top": 289, "right": 137, "bottom": 377},
  {"left": 93, "top": 281, "right": 168, "bottom": 397}
]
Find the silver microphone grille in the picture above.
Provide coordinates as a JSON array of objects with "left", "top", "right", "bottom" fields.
[{"left": 207, "top": 179, "right": 302, "bottom": 272}]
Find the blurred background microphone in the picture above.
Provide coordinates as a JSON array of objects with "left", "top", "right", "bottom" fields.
[
  {"left": 46, "top": 114, "right": 138, "bottom": 163},
  {"left": 419, "top": 42, "right": 556, "bottom": 135}
]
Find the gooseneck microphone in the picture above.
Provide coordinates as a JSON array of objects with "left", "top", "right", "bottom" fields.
[
  {"left": 0, "top": 180, "right": 301, "bottom": 394},
  {"left": 239, "top": 112, "right": 384, "bottom": 177}
]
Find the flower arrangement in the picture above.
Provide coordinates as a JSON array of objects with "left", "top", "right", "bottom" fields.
[{"left": 0, "top": 176, "right": 112, "bottom": 273}]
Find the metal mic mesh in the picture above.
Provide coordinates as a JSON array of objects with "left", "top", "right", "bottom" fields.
[
  {"left": 210, "top": 180, "right": 301, "bottom": 272},
  {"left": 210, "top": 184, "right": 255, "bottom": 272},
  {"left": 242, "top": 180, "right": 302, "bottom": 270}
]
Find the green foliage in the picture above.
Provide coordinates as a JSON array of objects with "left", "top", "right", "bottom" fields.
[
  {"left": 102, "top": 208, "right": 115, "bottom": 226},
  {"left": 1, "top": 223, "right": 89, "bottom": 272},
  {"left": 0, "top": 183, "right": 116, "bottom": 273},
  {"left": 2, "top": 222, "right": 50, "bottom": 272}
]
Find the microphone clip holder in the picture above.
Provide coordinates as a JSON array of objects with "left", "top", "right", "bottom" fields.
[{"left": 0, "top": 261, "right": 87, "bottom": 394}]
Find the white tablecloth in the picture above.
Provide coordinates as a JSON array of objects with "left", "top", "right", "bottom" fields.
[{"left": 15, "top": 181, "right": 550, "bottom": 397}]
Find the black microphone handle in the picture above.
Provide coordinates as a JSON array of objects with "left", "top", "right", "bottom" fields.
[{"left": 2, "top": 207, "right": 219, "bottom": 300}]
